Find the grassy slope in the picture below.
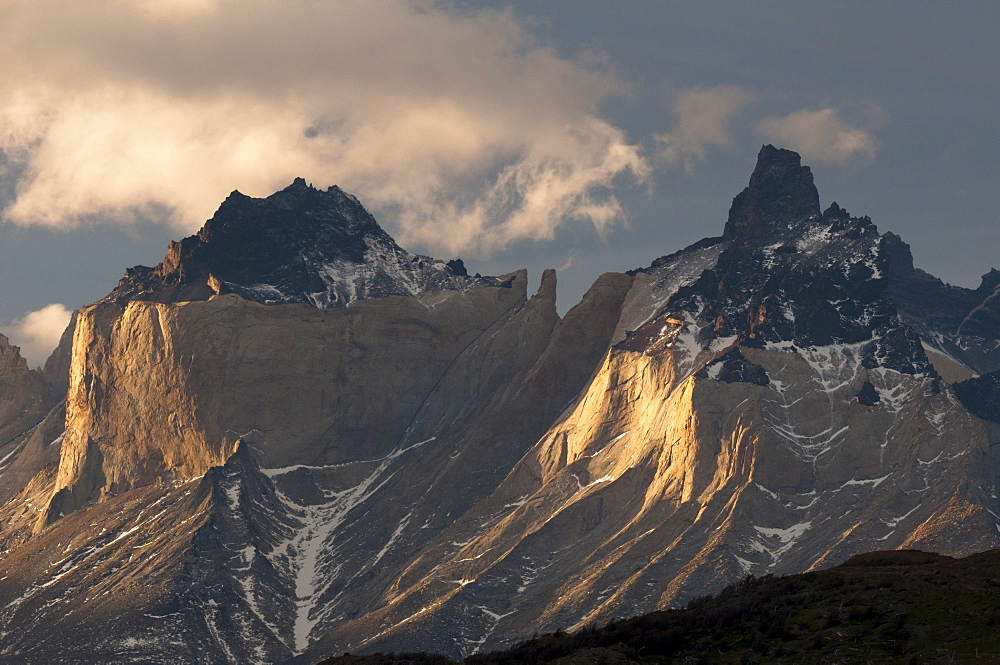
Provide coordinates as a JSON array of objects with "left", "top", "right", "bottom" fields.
[{"left": 318, "top": 549, "right": 1000, "bottom": 664}]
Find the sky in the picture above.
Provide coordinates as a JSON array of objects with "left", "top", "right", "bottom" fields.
[{"left": 0, "top": 0, "right": 997, "bottom": 366}]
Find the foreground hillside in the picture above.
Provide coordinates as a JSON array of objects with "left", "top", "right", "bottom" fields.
[{"left": 320, "top": 549, "right": 1000, "bottom": 664}]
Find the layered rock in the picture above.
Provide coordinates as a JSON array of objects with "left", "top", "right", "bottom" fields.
[
  {"left": 297, "top": 147, "right": 1000, "bottom": 660},
  {"left": 1, "top": 151, "right": 998, "bottom": 664},
  {"left": 2, "top": 267, "right": 635, "bottom": 663},
  {"left": 48, "top": 274, "right": 524, "bottom": 519},
  {"left": 1, "top": 181, "right": 634, "bottom": 663}
]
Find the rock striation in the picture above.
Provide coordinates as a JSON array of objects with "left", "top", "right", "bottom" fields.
[
  {"left": 0, "top": 151, "right": 997, "bottom": 664},
  {"left": 300, "top": 148, "right": 999, "bottom": 659}
]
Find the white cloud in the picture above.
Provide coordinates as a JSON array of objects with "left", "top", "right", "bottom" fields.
[
  {"left": 4, "top": 303, "right": 72, "bottom": 368},
  {"left": 756, "top": 107, "right": 879, "bottom": 165},
  {"left": 0, "top": 1, "right": 648, "bottom": 255},
  {"left": 656, "top": 85, "right": 754, "bottom": 172}
]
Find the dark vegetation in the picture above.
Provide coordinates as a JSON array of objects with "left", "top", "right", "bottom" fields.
[{"left": 319, "top": 549, "right": 1000, "bottom": 664}]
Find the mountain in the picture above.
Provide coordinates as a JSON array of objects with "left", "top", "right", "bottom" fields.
[
  {"left": 0, "top": 147, "right": 997, "bottom": 664},
  {"left": 105, "top": 177, "right": 499, "bottom": 308},
  {"left": 298, "top": 147, "right": 1000, "bottom": 659},
  {"left": 0, "top": 178, "right": 630, "bottom": 663}
]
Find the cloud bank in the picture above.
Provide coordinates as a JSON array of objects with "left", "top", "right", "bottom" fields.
[
  {"left": 4, "top": 303, "right": 72, "bottom": 368},
  {"left": 756, "top": 108, "right": 879, "bottom": 166},
  {"left": 0, "top": 1, "right": 647, "bottom": 254}
]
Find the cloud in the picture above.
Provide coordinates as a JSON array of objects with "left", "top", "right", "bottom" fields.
[
  {"left": 756, "top": 108, "right": 879, "bottom": 165},
  {"left": 4, "top": 303, "right": 72, "bottom": 368},
  {"left": 656, "top": 85, "right": 754, "bottom": 172},
  {"left": 0, "top": 1, "right": 648, "bottom": 255},
  {"left": 557, "top": 253, "right": 575, "bottom": 272}
]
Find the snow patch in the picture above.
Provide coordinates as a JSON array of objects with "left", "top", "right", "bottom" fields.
[
  {"left": 842, "top": 474, "right": 890, "bottom": 488},
  {"left": 268, "top": 435, "right": 437, "bottom": 653},
  {"left": 753, "top": 520, "right": 812, "bottom": 561}
]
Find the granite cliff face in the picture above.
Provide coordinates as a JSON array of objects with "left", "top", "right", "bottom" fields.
[
  {"left": 301, "top": 148, "right": 1000, "bottom": 658},
  {"left": 0, "top": 180, "right": 631, "bottom": 663},
  {"left": 0, "top": 149, "right": 997, "bottom": 664}
]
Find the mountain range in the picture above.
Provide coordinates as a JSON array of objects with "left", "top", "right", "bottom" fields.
[{"left": 0, "top": 146, "right": 997, "bottom": 664}]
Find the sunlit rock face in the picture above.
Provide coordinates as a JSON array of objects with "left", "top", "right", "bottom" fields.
[
  {"left": 301, "top": 147, "right": 1000, "bottom": 660},
  {"left": 47, "top": 273, "right": 527, "bottom": 519},
  {"left": 0, "top": 150, "right": 997, "bottom": 664},
  {"left": 0, "top": 182, "right": 632, "bottom": 663}
]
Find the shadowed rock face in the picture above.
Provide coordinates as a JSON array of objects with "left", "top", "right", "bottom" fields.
[
  {"left": 884, "top": 232, "right": 1000, "bottom": 375},
  {"left": 105, "top": 178, "right": 502, "bottom": 308},
  {"left": 0, "top": 335, "right": 61, "bottom": 508},
  {"left": 723, "top": 145, "right": 821, "bottom": 241},
  {"left": 1, "top": 150, "right": 998, "bottom": 664},
  {"left": 954, "top": 371, "right": 1000, "bottom": 424},
  {"left": 0, "top": 335, "right": 49, "bottom": 449},
  {"left": 880, "top": 230, "right": 1000, "bottom": 419}
]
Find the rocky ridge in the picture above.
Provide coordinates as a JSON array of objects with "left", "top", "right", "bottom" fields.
[
  {"left": 0, "top": 334, "right": 63, "bottom": 510},
  {"left": 105, "top": 178, "right": 501, "bottom": 309},
  {"left": 0, "top": 147, "right": 997, "bottom": 664},
  {"left": 300, "top": 148, "right": 998, "bottom": 659}
]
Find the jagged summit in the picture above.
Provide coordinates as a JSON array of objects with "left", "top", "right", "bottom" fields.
[
  {"left": 883, "top": 231, "right": 1000, "bottom": 372},
  {"left": 105, "top": 179, "right": 502, "bottom": 308},
  {"left": 625, "top": 146, "right": 931, "bottom": 377},
  {"left": 977, "top": 268, "right": 1000, "bottom": 297},
  {"left": 723, "top": 145, "right": 821, "bottom": 241}
]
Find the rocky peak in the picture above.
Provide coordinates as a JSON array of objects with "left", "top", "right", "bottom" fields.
[
  {"left": 977, "top": 268, "right": 1000, "bottom": 297},
  {"left": 723, "top": 145, "right": 821, "bottom": 241},
  {"left": 882, "top": 232, "right": 1000, "bottom": 373},
  {"left": 882, "top": 231, "right": 916, "bottom": 277},
  {"left": 621, "top": 148, "right": 934, "bottom": 376},
  {"left": 103, "top": 179, "right": 501, "bottom": 308},
  {"left": 0, "top": 333, "right": 29, "bottom": 376},
  {"left": 823, "top": 201, "right": 851, "bottom": 221},
  {"left": 190, "top": 179, "right": 391, "bottom": 268}
]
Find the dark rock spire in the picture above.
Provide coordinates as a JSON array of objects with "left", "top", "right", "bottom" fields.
[{"left": 723, "top": 145, "right": 821, "bottom": 241}]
